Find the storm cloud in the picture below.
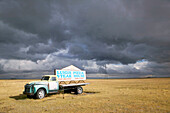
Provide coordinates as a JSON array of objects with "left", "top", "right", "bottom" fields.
[{"left": 0, "top": 0, "right": 170, "bottom": 78}]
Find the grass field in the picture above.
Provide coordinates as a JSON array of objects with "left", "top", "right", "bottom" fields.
[{"left": 0, "top": 78, "right": 169, "bottom": 113}]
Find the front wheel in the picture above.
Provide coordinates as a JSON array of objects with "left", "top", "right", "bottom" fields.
[
  {"left": 36, "top": 89, "right": 45, "bottom": 99},
  {"left": 75, "top": 86, "right": 83, "bottom": 94}
]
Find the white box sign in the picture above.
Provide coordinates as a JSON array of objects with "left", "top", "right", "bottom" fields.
[{"left": 55, "top": 70, "right": 86, "bottom": 81}]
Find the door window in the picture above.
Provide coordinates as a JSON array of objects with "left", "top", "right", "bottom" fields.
[{"left": 51, "top": 77, "right": 56, "bottom": 81}]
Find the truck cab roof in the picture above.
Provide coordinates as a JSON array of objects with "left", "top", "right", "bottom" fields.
[{"left": 41, "top": 75, "right": 58, "bottom": 81}]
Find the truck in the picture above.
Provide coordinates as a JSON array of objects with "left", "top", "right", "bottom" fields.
[{"left": 23, "top": 65, "right": 89, "bottom": 99}]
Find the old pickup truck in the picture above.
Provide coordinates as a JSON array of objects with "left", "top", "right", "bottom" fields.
[{"left": 23, "top": 65, "right": 89, "bottom": 99}]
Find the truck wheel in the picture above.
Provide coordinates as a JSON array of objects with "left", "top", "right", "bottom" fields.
[
  {"left": 36, "top": 89, "right": 45, "bottom": 99},
  {"left": 75, "top": 86, "right": 83, "bottom": 94}
]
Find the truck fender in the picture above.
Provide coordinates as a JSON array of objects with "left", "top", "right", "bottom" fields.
[
  {"left": 34, "top": 85, "right": 49, "bottom": 94},
  {"left": 37, "top": 87, "right": 47, "bottom": 95}
]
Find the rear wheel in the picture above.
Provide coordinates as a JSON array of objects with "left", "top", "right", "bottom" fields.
[
  {"left": 75, "top": 86, "right": 83, "bottom": 94},
  {"left": 36, "top": 89, "right": 45, "bottom": 99}
]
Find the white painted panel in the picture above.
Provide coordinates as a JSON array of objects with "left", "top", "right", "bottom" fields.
[
  {"left": 49, "top": 82, "right": 58, "bottom": 90},
  {"left": 55, "top": 70, "right": 86, "bottom": 81}
]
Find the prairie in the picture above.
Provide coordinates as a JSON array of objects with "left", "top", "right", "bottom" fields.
[{"left": 0, "top": 78, "right": 169, "bottom": 113}]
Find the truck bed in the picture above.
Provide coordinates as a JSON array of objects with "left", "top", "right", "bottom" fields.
[{"left": 60, "top": 83, "right": 89, "bottom": 88}]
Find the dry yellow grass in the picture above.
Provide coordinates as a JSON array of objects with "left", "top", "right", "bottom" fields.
[{"left": 0, "top": 78, "right": 169, "bottom": 113}]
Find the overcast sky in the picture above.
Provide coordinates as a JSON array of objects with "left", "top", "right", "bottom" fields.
[{"left": 0, "top": 0, "right": 170, "bottom": 78}]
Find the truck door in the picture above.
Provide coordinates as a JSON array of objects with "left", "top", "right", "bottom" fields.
[{"left": 49, "top": 77, "right": 58, "bottom": 90}]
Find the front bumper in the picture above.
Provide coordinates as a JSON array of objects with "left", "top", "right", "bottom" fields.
[{"left": 23, "top": 91, "right": 34, "bottom": 96}]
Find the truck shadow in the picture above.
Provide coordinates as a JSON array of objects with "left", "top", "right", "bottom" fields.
[
  {"left": 84, "top": 91, "right": 100, "bottom": 94},
  {"left": 47, "top": 91, "right": 100, "bottom": 97},
  {"left": 9, "top": 91, "right": 100, "bottom": 100},
  {"left": 9, "top": 94, "right": 28, "bottom": 100}
]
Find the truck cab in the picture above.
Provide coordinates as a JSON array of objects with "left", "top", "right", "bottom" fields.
[
  {"left": 41, "top": 75, "right": 59, "bottom": 91},
  {"left": 23, "top": 75, "right": 59, "bottom": 99}
]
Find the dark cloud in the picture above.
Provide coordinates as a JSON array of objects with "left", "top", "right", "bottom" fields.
[{"left": 0, "top": 0, "right": 170, "bottom": 78}]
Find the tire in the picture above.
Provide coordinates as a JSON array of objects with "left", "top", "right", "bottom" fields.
[
  {"left": 75, "top": 86, "right": 83, "bottom": 94},
  {"left": 36, "top": 89, "right": 45, "bottom": 99}
]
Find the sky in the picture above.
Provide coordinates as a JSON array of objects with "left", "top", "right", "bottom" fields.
[{"left": 0, "top": 0, "right": 170, "bottom": 79}]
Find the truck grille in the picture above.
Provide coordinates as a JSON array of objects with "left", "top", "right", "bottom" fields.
[
  {"left": 25, "top": 84, "right": 32, "bottom": 93},
  {"left": 25, "top": 87, "right": 30, "bottom": 92}
]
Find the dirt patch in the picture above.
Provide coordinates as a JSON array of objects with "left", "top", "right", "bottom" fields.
[{"left": 1, "top": 106, "right": 14, "bottom": 112}]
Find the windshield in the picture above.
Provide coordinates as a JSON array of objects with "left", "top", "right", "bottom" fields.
[{"left": 41, "top": 76, "right": 50, "bottom": 81}]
